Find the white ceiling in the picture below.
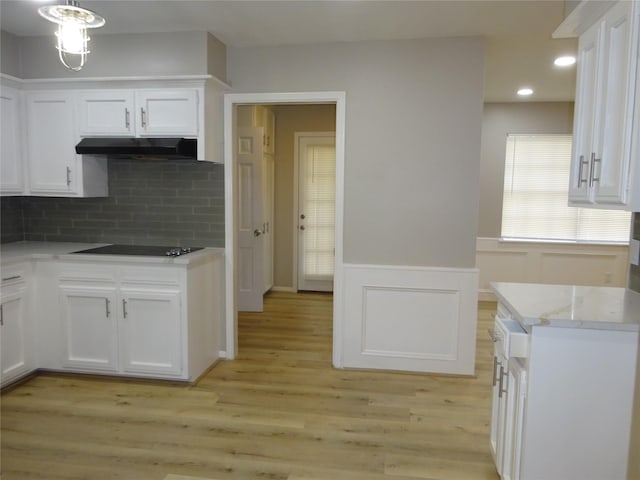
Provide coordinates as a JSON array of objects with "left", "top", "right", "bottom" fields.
[{"left": 0, "top": 0, "right": 578, "bottom": 102}]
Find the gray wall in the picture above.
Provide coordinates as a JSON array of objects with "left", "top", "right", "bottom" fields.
[
  {"left": 1, "top": 30, "right": 21, "bottom": 77},
  {"left": 478, "top": 102, "right": 574, "bottom": 238},
  {"left": 229, "top": 37, "right": 485, "bottom": 269},
  {"left": 1, "top": 159, "right": 224, "bottom": 247},
  {"left": 15, "top": 31, "right": 226, "bottom": 81}
]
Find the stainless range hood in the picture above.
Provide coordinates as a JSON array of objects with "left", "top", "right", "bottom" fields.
[{"left": 75, "top": 137, "right": 197, "bottom": 159}]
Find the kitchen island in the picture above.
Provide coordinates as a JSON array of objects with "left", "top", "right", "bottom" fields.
[
  {"left": 489, "top": 282, "right": 640, "bottom": 480},
  {"left": 0, "top": 241, "right": 225, "bottom": 387}
]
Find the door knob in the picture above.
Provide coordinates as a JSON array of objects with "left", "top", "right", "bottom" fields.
[{"left": 253, "top": 229, "right": 262, "bottom": 237}]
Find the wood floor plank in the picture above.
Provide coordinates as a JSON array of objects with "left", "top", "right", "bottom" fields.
[{"left": 1, "top": 291, "right": 499, "bottom": 480}]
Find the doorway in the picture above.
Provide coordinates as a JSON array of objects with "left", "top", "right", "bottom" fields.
[{"left": 223, "top": 92, "right": 346, "bottom": 366}]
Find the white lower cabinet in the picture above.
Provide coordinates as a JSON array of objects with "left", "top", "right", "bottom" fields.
[
  {"left": 59, "top": 285, "right": 119, "bottom": 372},
  {"left": 58, "top": 264, "right": 186, "bottom": 380},
  {"left": 0, "top": 264, "right": 34, "bottom": 387},
  {"left": 119, "top": 287, "right": 182, "bottom": 376},
  {"left": 0, "top": 250, "right": 223, "bottom": 386},
  {"left": 490, "top": 302, "right": 638, "bottom": 480}
]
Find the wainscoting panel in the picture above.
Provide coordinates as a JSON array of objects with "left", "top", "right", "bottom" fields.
[
  {"left": 342, "top": 264, "right": 478, "bottom": 375},
  {"left": 476, "top": 238, "right": 629, "bottom": 301}
]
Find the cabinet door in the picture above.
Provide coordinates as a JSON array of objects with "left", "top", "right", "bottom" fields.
[
  {"left": 501, "top": 358, "right": 527, "bottom": 480},
  {"left": 0, "top": 86, "right": 25, "bottom": 194},
  {"left": 490, "top": 347, "right": 509, "bottom": 477},
  {"left": 119, "top": 288, "right": 183, "bottom": 377},
  {"left": 593, "top": 1, "right": 635, "bottom": 205},
  {"left": 78, "top": 91, "right": 135, "bottom": 136},
  {"left": 569, "top": 20, "right": 601, "bottom": 205},
  {"left": 59, "top": 286, "right": 119, "bottom": 372},
  {"left": 0, "top": 285, "right": 30, "bottom": 385},
  {"left": 489, "top": 349, "right": 503, "bottom": 470},
  {"left": 135, "top": 89, "right": 198, "bottom": 136},
  {"left": 26, "top": 92, "right": 79, "bottom": 194}
]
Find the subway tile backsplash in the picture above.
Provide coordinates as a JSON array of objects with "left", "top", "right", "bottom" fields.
[{"left": 1, "top": 158, "right": 225, "bottom": 247}]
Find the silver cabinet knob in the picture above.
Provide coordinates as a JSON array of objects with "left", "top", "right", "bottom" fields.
[{"left": 253, "top": 229, "right": 262, "bottom": 237}]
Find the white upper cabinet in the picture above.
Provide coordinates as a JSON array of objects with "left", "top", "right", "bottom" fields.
[
  {"left": 0, "top": 85, "right": 25, "bottom": 195},
  {"left": 77, "top": 90, "right": 136, "bottom": 136},
  {"left": 135, "top": 89, "right": 199, "bottom": 137},
  {"left": 25, "top": 91, "right": 108, "bottom": 197},
  {"left": 26, "top": 91, "right": 80, "bottom": 194},
  {"left": 78, "top": 88, "right": 199, "bottom": 138},
  {"left": 563, "top": 1, "right": 639, "bottom": 209}
]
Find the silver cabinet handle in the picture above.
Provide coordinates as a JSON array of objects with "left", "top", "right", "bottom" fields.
[
  {"left": 0, "top": 304, "right": 3, "bottom": 327},
  {"left": 140, "top": 108, "right": 147, "bottom": 128},
  {"left": 492, "top": 356, "right": 499, "bottom": 387},
  {"left": 105, "top": 298, "right": 111, "bottom": 318},
  {"left": 2, "top": 275, "right": 21, "bottom": 282},
  {"left": 488, "top": 329, "right": 501, "bottom": 342},
  {"left": 498, "top": 365, "right": 508, "bottom": 398},
  {"left": 590, "top": 155, "right": 601, "bottom": 187},
  {"left": 577, "top": 155, "right": 588, "bottom": 187},
  {"left": 122, "top": 299, "right": 128, "bottom": 318},
  {"left": 66, "top": 166, "right": 71, "bottom": 186},
  {"left": 125, "top": 108, "right": 130, "bottom": 129}
]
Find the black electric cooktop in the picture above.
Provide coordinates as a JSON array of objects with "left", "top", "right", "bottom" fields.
[{"left": 72, "top": 245, "right": 203, "bottom": 257}]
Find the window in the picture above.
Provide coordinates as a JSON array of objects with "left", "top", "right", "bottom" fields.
[{"left": 501, "top": 134, "right": 631, "bottom": 243}]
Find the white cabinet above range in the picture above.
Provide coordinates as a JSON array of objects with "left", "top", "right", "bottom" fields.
[{"left": 77, "top": 89, "right": 199, "bottom": 138}]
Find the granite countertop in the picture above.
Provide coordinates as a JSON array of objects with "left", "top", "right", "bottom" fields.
[
  {"left": 0, "top": 241, "right": 224, "bottom": 266},
  {"left": 491, "top": 282, "right": 640, "bottom": 332}
]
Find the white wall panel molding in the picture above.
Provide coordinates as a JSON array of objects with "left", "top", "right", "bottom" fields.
[
  {"left": 342, "top": 264, "right": 478, "bottom": 375},
  {"left": 476, "top": 237, "right": 629, "bottom": 301}
]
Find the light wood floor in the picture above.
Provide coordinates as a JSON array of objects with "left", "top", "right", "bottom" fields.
[{"left": 1, "top": 291, "right": 499, "bottom": 480}]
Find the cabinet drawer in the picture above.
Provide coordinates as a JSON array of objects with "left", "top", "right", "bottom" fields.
[
  {"left": 495, "top": 314, "right": 529, "bottom": 359},
  {"left": 58, "top": 263, "right": 117, "bottom": 283},
  {"left": 1, "top": 263, "right": 29, "bottom": 285},
  {"left": 120, "top": 266, "right": 181, "bottom": 287}
]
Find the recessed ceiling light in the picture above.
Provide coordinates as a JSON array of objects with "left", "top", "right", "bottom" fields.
[
  {"left": 554, "top": 55, "right": 576, "bottom": 67},
  {"left": 517, "top": 88, "right": 534, "bottom": 96}
]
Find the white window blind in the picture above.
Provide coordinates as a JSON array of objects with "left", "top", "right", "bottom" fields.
[
  {"left": 302, "top": 143, "right": 335, "bottom": 277},
  {"left": 501, "top": 134, "right": 631, "bottom": 243}
]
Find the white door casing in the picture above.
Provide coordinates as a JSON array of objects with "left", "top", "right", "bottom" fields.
[
  {"left": 224, "top": 92, "right": 346, "bottom": 364},
  {"left": 295, "top": 133, "right": 336, "bottom": 292},
  {"left": 236, "top": 126, "right": 265, "bottom": 312},
  {"left": 263, "top": 152, "right": 275, "bottom": 293}
]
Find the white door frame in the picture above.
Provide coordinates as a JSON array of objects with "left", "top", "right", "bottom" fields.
[
  {"left": 293, "top": 132, "right": 336, "bottom": 292},
  {"left": 223, "top": 91, "right": 346, "bottom": 367}
]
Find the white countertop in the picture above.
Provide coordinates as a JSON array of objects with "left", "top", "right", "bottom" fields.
[
  {"left": 0, "top": 241, "right": 224, "bottom": 266},
  {"left": 491, "top": 282, "right": 640, "bottom": 332}
]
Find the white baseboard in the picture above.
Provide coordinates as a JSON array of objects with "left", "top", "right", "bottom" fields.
[
  {"left": 341, "top": 263, "right": 478, "bottom": 376},
  {"left": 270, "top": 286, "right": 297, "bottom": 293}
]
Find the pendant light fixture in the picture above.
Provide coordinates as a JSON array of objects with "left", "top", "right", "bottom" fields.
[{"left": 38, "top": 0, "right": 105, "bottom": 72}]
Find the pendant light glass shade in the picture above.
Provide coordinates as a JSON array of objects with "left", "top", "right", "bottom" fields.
[{"left": 38, "top": 1, "right": 105, "bottom": 72}]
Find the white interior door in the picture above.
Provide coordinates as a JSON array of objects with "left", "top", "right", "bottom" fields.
[
  {"left": 297, "top": 134, "right": 336, "bottom": 292},
  {"left": 237, "top": 126, "right": 265, "bottom": 311}
]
